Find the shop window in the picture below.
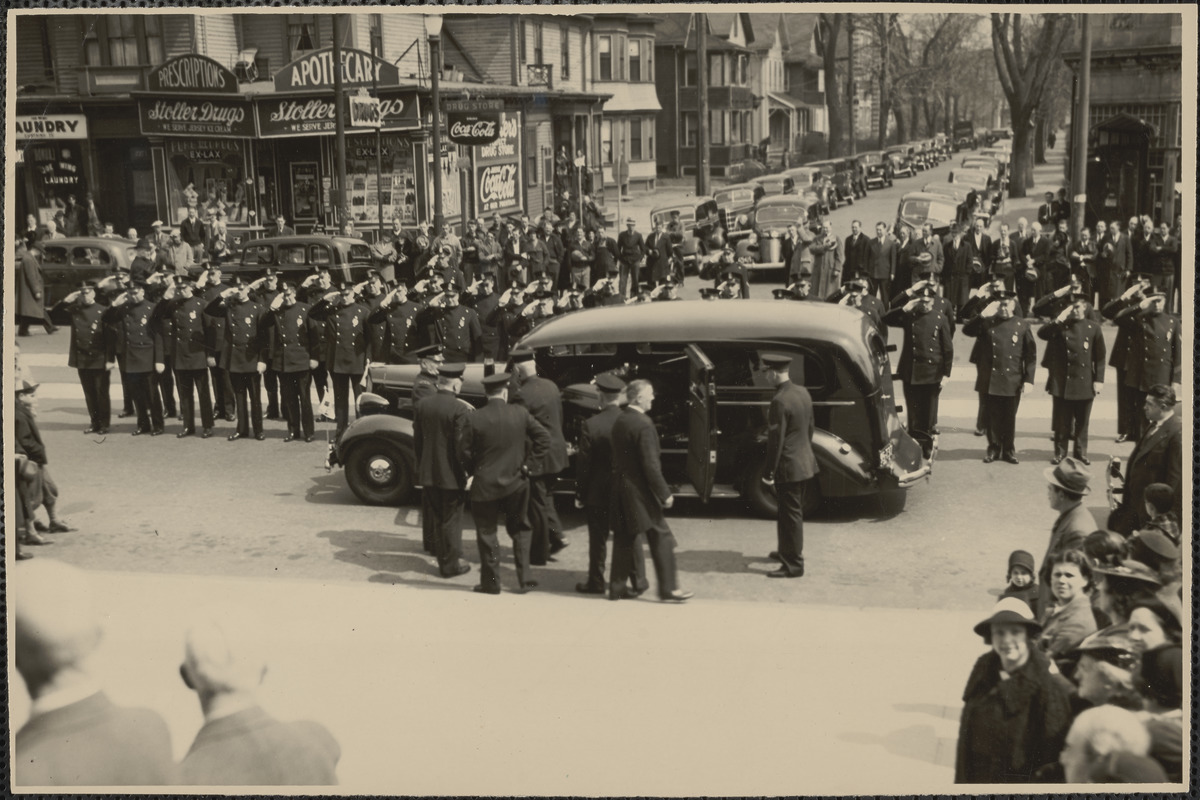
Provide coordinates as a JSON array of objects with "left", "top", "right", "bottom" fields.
[
  {"left": 629, "top": 40, "right": 642, "bottom": 82},
  {"left": 83, "top": 15, "right": 164, "bottom": 67},
  {"left": 288, "top": 15, "right": 321, "bottom": 59},
  {"left": 598, "top": 36, "right": 612, "bottom": 81},
  {"left": 630, "top": 118, "right": 643, "bottom": 161},
  {"left": 561, "top": 25, "right": 570, "bottom": 80},
  {"left": 164, "top": 139, "right": 247, "bottom": 227}
]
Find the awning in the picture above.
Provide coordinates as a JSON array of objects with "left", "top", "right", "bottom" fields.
[
  {"left": 768, "top": 91, "right": 798, "bottom": 111},
  {"left": 602, "top": 83, "right": 663, "bottom": 113}
]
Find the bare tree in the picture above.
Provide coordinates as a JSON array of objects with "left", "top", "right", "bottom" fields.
[
  {"left": 991, "top": 12, "right": 1072, "bottom": 196},
  {"left": 817, "top": 13, "right": 846, "bottom": 157}
]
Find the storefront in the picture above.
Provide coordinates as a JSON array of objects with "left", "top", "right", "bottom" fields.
[{"left": 13, "top": 112, "right": 91, "bottom": 227}]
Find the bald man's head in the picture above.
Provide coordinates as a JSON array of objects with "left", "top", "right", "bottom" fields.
[
  {"left": 181, "top": 617, "right": 267, "bottom": 700},
  {"left": 14, "top": 560, "right": 103, "bottom": 695}
]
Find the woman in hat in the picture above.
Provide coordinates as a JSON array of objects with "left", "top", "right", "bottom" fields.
[
  {"left": 955, "top": 598, "right": 1073, "bottom": 783},
  {"left": 1071, "top": 626, "right": 1143, "bottom": 710},
  {"left": 1091, "top": 560, "right": 1161, "bottom": 626},
  {"left": 1037, "top": 550, "right": 1098, "bottom": 662},
  {"left": 1126, "top": 595, "right": 1182, "bottom": 653}
]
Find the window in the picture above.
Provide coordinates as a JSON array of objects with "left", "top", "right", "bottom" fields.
[
  {"left": 684, "top": 52, "right": 697, "bottom": 87},
  {"left": 601, "top": 119, "right": 613, "bottom": 165},
  {"left": 710, "top": 110, "right": 725, "bottom": 145},
  {"left": 561, "top": 25, "right": 570, "bottom": 79},
  {"left": 629, "top": 39, "right": 642, "bottom": 82},
  {"left": 647, "top": 46, "right": 654, "bottom": 83},
  {"left": 598, "top": 35, "right": 612, "bottom": 80},
  {"left": 648, "top": 120, "right": 654, "bottom": 161},
  {"left": 708, "top": 53, "right": 724, "bottom": 86},
  {"left": 684, "top": 114, "right": 698, "bottom": 147},
  {"left": 534, "top": 22, "right": 544, "bottom": 65},
  {"left": 82, "top": 15, "right": 164, "bottom": 67},
  {"left": 288, "top": 14, "right": 320, "bottom": 59},
  {"left": 630, "top": 118, "right": 643, "bottom": 161}
]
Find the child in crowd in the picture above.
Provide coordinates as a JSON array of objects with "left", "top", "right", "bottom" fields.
[
  {"left": 1000, "top": 549, "right": 1039, "bottom": 619},
  {"left": 1139, "top": 483, "right": 1180, "bottom": 546}
]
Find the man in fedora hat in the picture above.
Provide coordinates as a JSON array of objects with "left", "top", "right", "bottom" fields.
[
  {"left": 1037, "top": 457, "right": 1096, "bottom": 613},
  {"left": 1109, "top": 384, "right": 1182, "bottom": 535},
  {"left": 1037, "top": 290, "right": 1106, "bottom": 465}
]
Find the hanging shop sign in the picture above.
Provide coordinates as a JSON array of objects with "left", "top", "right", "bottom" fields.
[
  {"left": 256, "top": 91, "right": 419, "bottom": 137},
  {"left": 138, "top": 97, "right": 256, "bottom": 138},
  {"left": 14, "top": 114, "right": 89, "bottom": 141},
  {"left": 348, "top": 93, "right": 382, "bottom": 129},
  {"left": 148, "top": 54, "right": 239, "bottom": 94},
  {"left": 445, "top": 99, "right": 504, "bottom": 146},
  {"left": 274, "top": 47, "right": 400, "bottom": 92}
]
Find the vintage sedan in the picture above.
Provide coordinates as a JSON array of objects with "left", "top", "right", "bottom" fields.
[
  {"left": 858, "top": 151, "right": 895, "bottom": 189},
  {"left": 748, "top": 173, "right": 795, "bottom": 199},
  {"left": 779, "top": 167, "right": 833, "bottom": 215},
  {"left": 37, "top": 237, "right": 138, "bottom": 317},
  {"left": 884, "top": 147, "right": 916, "bottom": 179},
  {"left": 807, "top": 159, "right": 858, "bottom": 206},
  {"left": 893, "top": 191, "right": 961, "bottom": 239},
  {"left": 650, "top": 197, "right": 723, "bottom": 272},
  {"left": 921, "top": 182, "right": 978, "bottom": 227},
  {"left": 330, "top": 300, "right": 930, "bottom": 518},
  {"left": 747, "top": 195, "right": 817, "bottom": 270},
  {"left": 714, "top": 182, "right": 766, "bottom": 241},
  {"left": 227, "top": 235, "right": 377, "bottom": 283}
]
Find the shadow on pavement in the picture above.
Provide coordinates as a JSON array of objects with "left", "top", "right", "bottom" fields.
[
  {"left": 318, "top": 528, "right": 441, "bottom": 578},
  {"left": 894, "top": 702, "right": 961, "bottom": 721},
  {"left": 839, "top": 723, "right": 957, "bottom": 769},
  {"left": 675, "top": 548, "right": 764, "bottom": 575},
  {"left": 305, "top": 473, "right": 365, "bottom": 505}
]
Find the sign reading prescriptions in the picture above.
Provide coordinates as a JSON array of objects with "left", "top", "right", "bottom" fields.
[
  {"left": 274, "top": 47, "right": 400, "bottom": 91},
  {"left": 148, "top": 54, "right": 239, "bottom": 93},
  {"left": 138, "top": 98, "right": 255, "bottom": 138},
  {"left": 14, "top": 114, "right": 88, "bottom": 141},
  {"left": 446, "top": 99, "right": 503, "bottom": 146},
  {"left": 257, "top": 91, "right": 419, "bottom": 137}
]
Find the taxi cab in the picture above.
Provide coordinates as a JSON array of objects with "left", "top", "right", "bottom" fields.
[{"left": 330, "top": 301, "right": 930, "bottom": 518}]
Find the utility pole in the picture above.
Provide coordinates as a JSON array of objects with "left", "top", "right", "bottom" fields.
[
  {"left": 372, "top": 23, "right": 384, "bottom": 241},
  {"left": 847, "top": 16, "right": 856, "bottom": 155},
  {"left": 696, "top": 13, "right": 710, "bottom": 196},
  {"left": 1070, "top": 14, "right": 1091, "bottom": 239},
  {"left": 333, "top": 14, "right": 349, "bottom": 232}
]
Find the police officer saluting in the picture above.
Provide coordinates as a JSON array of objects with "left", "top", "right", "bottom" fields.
[
  {"left": 760, "top": 354, "right": 818, "bottom": 578},
  {"left": 368, "top": 281, "right": 424, "bottom": 364},
  {"left": 309, "top": 282, "right": 371, "bottom": 442},
  {"left": 1037, "top": 291, "right": 1106, "bottom": 465},
  {"left": 265, "top": 281, "right": 320, "bottom": 442},
  {"left": 883, "top": 284, "right": 953, "bottom": 460},
  {"left": 104, "top": 279, "right": 165, "bottom": 435},
  {"left": 205, "top": 278, "right": 269, "bottom": 441},
  {"left": 964, "top": 289, "right": 1037, "bottom": 464},
  {"left": 413, "top": 361, "right": 473, "bottom": 578},
  {"left": 458, "top": 372, "right": 551, "bottom": 594},
  {"left": 154, "top": 275, "right": 215, "bottom": 438},
  {"left": 53, "top": 281, "right": 114, "bottom": 435},
  {"left": 574, "top": 373, "right": 648, "bottom": 596}
]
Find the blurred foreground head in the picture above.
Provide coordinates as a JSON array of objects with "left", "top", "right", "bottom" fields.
[
  {"left": 182, "top": 616, "right": 267, "bottom": 702},
  {"left": 14, "top": 560, "right": 103, "bottom": 696}
]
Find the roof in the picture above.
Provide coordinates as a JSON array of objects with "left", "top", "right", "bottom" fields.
[
  {"left": 1091, "top": 112, "right": 1158, "bottom": 136},
  {"left": 767, "top": 91, "right": 798, "bottom": 110},
  {"left": 603, "top": 83, "right": 663, "bottom": 113},
  {"left": 781, "top": 13, "right": 847, "bottom": 66},
  {"left": 655, "top": 12, "right": 750, "bottom": 52},
  {"left": 747, "top": 13, "right": 787, "bottom": 52},
  {"left": 519, "top": 300, "right": 872, "bottom": 361}
]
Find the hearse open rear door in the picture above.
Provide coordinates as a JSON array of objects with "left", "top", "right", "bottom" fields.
[{"left": 685, "top": 344, "right": 717, "bottom": 502}]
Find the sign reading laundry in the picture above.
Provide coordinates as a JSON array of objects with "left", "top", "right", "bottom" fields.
[
  {"left": 138, "top": 98, "right": 255, "bottom": 137},
  {"left": 256, "top": 92, "right": 419, "bottom": 137}
]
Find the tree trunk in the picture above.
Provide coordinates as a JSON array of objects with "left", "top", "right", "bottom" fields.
[
  {"left": 1008, "top": 113, "right": 1033, "bottom": 198},
  {"left": 822, "top": 15, "right": 845, "bottom": 158},
  {"left": 877, "top": 17, "right": 890, "bottom": 149},
  {"left": 893, "top": 106, "right": 908, "bottom": 144},
  {"left": 910, "top": 98, "right": 921, "bottom": 137},
  {"left": 1033, "top": 115, "right": 1047, "bottom": 164}
]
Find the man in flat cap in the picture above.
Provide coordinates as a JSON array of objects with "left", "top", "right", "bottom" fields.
[
  {"left": 413, "top": 362, "right": 473, "bottom": 577},
  {"left": 760, "top": 354, "right": 818, "bottom": 578},
  {"left": 458, "top": 372, "right": 551, "bottom": 593},
  {"left": 575, "top": 373, "right": 648, "bottom": 596},
  {"left": 508, "top": 348, "right": 570, "bottom": 564}
]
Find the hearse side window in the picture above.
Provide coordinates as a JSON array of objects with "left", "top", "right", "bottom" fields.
[
  {"left": 309, "top": 245, "right": 332, "bottom": 265},
  {"left": 242, "top": 244, "right": 274, "bottom": 265},
  {"left": 277, "top": 245, "right": 306, "bottom": 265},
  {"left": 72, "top": 247, "right": 111, "bottom": 266},
  {"left": 41, "top": 246, "right": 68, "bottom": 265},
  {"left": 748, "top": 347, "right": 827, "bottom": 392},
  {"left": 348, "top": 244, "right": 372, "bottom": 262}
]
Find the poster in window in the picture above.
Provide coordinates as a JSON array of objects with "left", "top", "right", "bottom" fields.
[{"left": 291, "top": 162, "right": 319, "bottom": 220}]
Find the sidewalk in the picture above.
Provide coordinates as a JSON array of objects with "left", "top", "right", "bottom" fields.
[
  {"left": 993, "top": 135, "right": 1069, "bottom": 232},
  {"left": 10, "top": 566, "right": 986, "bottom": 794}
]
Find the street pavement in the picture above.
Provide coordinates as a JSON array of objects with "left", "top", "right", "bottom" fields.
[{"left": 7, "top": 138, "right": 1190, "bottom": 792}]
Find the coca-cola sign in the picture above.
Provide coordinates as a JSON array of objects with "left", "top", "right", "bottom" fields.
[
  {"left": 446, "top": 99, "right": 504, "bottom": 146},
  {"left": 478, "top": 164, "right": 518, "bottom": 212},
  {"left": 138, "top": 98, "right": 255, "bottom": 138},
  {"left": 257, "top": 91, "right": 419, "bottom": 137}
]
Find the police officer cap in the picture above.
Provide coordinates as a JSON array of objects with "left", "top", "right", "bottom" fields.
[
  {"left": 594, "top": 373, "right": 626, "bottom": 393},
  {"left": 482, "top": 372, "right": 512, "bottom": 389},
  {"left": 771, "top": 288, "right": 795, "bottom": 300},
  {"left": 411, "top": 343, "right": 444, "bottom": 359},
  {"left": 437, "top": 362, "right": 466, "bottom": 378},
  {"left": 1143, "top": 288, "right": 1166, "bottom": 299},
  {"left": 130, "top": 279, "right": 149, "bottom": 290},
  {"left": 1131, "top": 272, "right": 1153, "bottom": 284},
  {"left": 761, "top": 353, "right": 792, "bottom": 371},
  {"left": 230, "top": 276, "right": 248, "bottom": 289},
  {"left": 509, "top": 348, "right": 535, "bottom": 363},
  {"left": 1067, "top": 291, "right": 1090, "bottom": 302},
  {"left": 262, "top": 267, "right": 278, "bottom": 277},
  {"left": 78, "top": 279, "right": 98, "bottom": 290},
  {"left": 114, "top": 264, "right": 131, "bottom": 274},
  {"left": 913, "top": 285, "right": 938, "bottom": 298},
  {"left": 606, "top": 262, "right": 620, "bottom": 274},
  {"left": 992, "top": 288, "right": 1017, "bottom": 299},
  {"left": 279, "top": 280, "right": 298, "bottom": 292}
]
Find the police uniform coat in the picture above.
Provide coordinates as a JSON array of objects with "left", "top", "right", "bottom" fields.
[
  {"left": 610, "top": 407, "right": 673, "bottom": 536},
  {"left": 104, "top": 299, "right": 164, "bottom": 374},
  {"left": 413, "top": 389, "right": 472, "bottom": 490},
  {"left": 458, "top": 397, "right": 550, "bottom": 502},
  {"left": 179, "top": 705, "right": 339, "bottom": 786},
  {"left": 1121, "top": 310, "right": 1181, "bottom": 391},
  {"left": 369, "top": 299, "right": 423, "bottom": 363},
  {"left": 510, "top": 374, "right": 569, "bottom": 475},
  {"left": 61, "top": 299, "right": 111, "bottom": 369},
  {"left": 766, "top": 381, "right": 818, "bottom": 483},
  {"left": 883, "top": 306, "right": 954, "bottom": 385},
  {"left": 314, "top": 301, "right": 371, "bottom": 374},
  {"left": 1036, "top": 318, "right": 1106, "bottom": 400},
  {"left": 436, "top": 305, "right": 482, "bottom": 362},
  {"left": 576, "top": 403, "right": 621, "bottom": 507},
  {"left": 15, "top": 692, "right": 177, "bottom": 786},
  {"left": 963, "top": 315, "right": 1037, "bottom": 396},
  {"left": 269, "top": 301, "right": 319, "bottom": 373},
  {"left": 410, "top": 370, "right": 439, "bottom": 405},
  {"left": 207, "top": 297, "right": 269, "bottom": 373},
  {"left": 161, "top": 295, "right": 212, "bottom": 371}
]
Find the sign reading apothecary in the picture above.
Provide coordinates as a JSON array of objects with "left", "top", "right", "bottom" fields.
[{"left": 274, "top": 47, "right": 400, "bottom": 91}]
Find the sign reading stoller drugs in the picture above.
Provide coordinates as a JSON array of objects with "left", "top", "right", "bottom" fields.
[
  {"left": 138, "top": 98, "right": 255, "bottom": 138},
  {"left": 257, "top": 91, "right": 419, "bottom": 137},
  {"left": 446, "top": 99, "right": 503, "bottom": 146}
]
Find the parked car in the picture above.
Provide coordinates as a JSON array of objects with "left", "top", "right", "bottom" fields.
[
  {"left": 747, "top": 195, "right": 818, "bottom": 271},
  {"left": 227, "top": 235, "right": 377, "bottom": 283},
  {"left": 858, "top": 151, "right": 895, "bottom": 189},
  {"left": 650, "top": 197, "right": 723, "bottom": 272},
  {"left": 748, "top": 173, "right": 795, "bottom": 199},
  {"left": 808, "top": 159, "right": 858, "bottom": 205},
  {"left": 952, "top": 120, "right": 977, "bottom": 152},
  {"left": 921, "top": 182, "right": 977, "bottom": 227},
  {"left": 331, "top": 300, "right": 930, "bottom": 518},
  {"left": 960, "top": 157, "right": 1000, "bottom": 183},
  {"left": 884, "top": 148, "right": 916, "bottom": 179},
  {"left": 932, "top": 133, "right": 950, "bottom": 159},
  {"left": 714, "top": 182, "right": 767, "bottom": 241},
  {"left": 780, "top": 167, "right": 833, "bottom": 215},
  {"left": 894, "top": 191, "right": 961, "bottom": 239},
  {"left": 727, "top": 158, "right": 771, "bottom": 184},
  {"left": 38, "top": 237, "right": 138, "bottom": 318}
]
